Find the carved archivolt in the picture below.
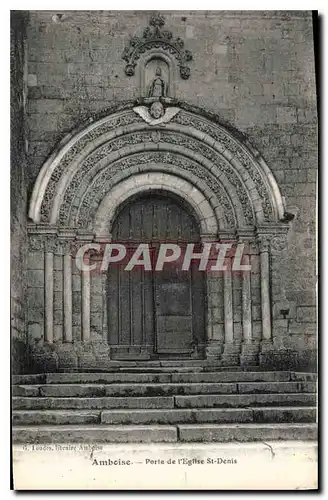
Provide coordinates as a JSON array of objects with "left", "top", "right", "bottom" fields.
[
  {"left": 94, "top": 172, "right": 217, "bottom": 237},
  {"left": 29, "top": 105, "right": 285, "bottom": 234},
  {"left": 73, "top": 155, "right": 236, "bottom": 230}
]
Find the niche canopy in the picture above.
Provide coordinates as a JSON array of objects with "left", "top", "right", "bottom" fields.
[{"left": 122, "top": 12, "right": 193, "bottom": 80}]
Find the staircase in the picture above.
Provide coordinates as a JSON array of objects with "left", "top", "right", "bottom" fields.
[{"left": 12, "top": 368, "right": 318, "bottom": 443}]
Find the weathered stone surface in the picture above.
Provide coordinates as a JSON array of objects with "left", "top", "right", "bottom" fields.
[
  {"left": 177, "top": 423, "right": 318, "bottom": 442},
  {"left": 44, "top": 370, "right": 292, "bottom": 385},
  {"left": 13, "top": 410, "right": 101, "bottom": 426},
  {"left": 13, "top": 396, "right": 175, "bottom": 410},
  {"left": 12, "top": 374, "right": 46, "bottom": 385},
  {"left": 175, "top": 393, "right": 316, "bottom": 409},
  {"left": 290, "top": 372, "right": 317, "bottom": 382},
  {"left": 237, "top": 381, "right": 316, "bottom": 394},
  {"left": 252, "top": 407, "right": 316, "bottom": 424},
  {"left": 101, "top": 408, "right": 254, "bottom": 425},
  {"left": 12, "top": 382, "right": 239, "bottom": 397},
  {"left": 13, "top": 425, "right": 178, "bottom": 443},
  {"left": 13, "top": 11, "right": 317, "bottom": 377}
]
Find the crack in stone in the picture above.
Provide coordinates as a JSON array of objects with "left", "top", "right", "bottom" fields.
[{"left": 263, "top": 441, "right": 275, "bottom": 459}]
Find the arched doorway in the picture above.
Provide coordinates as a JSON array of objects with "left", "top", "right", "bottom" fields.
[
  {"left": 27, "top": 103, "right": 289, "bottom": 371},
  {"left": 107, "top": 191, "right": 206, "bottom": 360}
]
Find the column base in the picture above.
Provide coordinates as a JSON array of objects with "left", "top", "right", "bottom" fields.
[
  {"left": 29, "top": 342, "right": 59, "bottom": 373},
  {"left": 27, "top": 341, "right": 113, "bottom": 373},
  {"left": 221, "top": 342, "right": 241, "bottom": 366},
  {"left": 94, "top": 342, "right": 111, "bottom": 369},
  {"left": 260, "top": 339, "right": 274, "bottom": 351},
  {"left": 205, "top": 341, "right": 223, "bottom": 360},
  {"left": 57, "top": 343, "right": 78, "bottom": 371},
  {"left": 240, "top": 341, "right": 260, "bottom": 366}
]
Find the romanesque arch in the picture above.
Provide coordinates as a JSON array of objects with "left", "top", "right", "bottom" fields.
[{"left": 27, "top": 103, "right": 290, "bottom": 370}]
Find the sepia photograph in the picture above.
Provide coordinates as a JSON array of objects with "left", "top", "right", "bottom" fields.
[{"left": 10, "top": 7, "right": 318, "bottom": 490}]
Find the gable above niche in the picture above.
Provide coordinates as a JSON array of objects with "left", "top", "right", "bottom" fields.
[{"left": 122, "top": 12, "right": 193, "bottom": 81}]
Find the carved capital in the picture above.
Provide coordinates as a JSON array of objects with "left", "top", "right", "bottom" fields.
[
  {"left": 57, "top": 239, "right": 74, "bottom": 256},
  {"left": 44, "top": 235, "right": 59, "bottom": 253},
  {"left": 256, "top": 234, "right": 272, "bottom": 252},
  {"left": 270, "top": 234, "right": 288, "bottom": 253},
  {"left": 28, "top": 234, "right": 44, "bottom": 251}
]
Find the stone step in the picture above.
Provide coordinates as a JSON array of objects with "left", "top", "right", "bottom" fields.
[
  {"left": 12, "top": 371, "right": 317, "bottom": 386},
  {"left": 45, "top": 371, "right": 293, "bottom": 384},
  {"left": 13, "top": 396, "right": 175, "bottom": 410},
  {"left": 101, "top": 406, "right": 317, "bottom": 425},
  {"left": 12, "top": 406, "right": 316, "bottom": 426},
  {"left": 13, "top": 410, "right": 102, "bottom": 425},
  {"left": 13, "top": 392, "right": 316, "bottom": 411},
  {"left": 12, "top": 425, "right": 178, "bottom": 443},
  {"left": 290, "top": 372, "right": 318, "bottom": 382},
  {"left": 177, "top": 423, "right": 318, "bottom": 442},
  {"left": 12, "top": 380, "right": 316, "bottom": 398},
  {"left": 175, "top": 392, "right": 316, "bottom": 408},
  {"left": 12, "top": 423, "right": 318, "bottom": 444}
]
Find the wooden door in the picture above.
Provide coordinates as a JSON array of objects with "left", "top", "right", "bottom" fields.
[{"left": 108, "top": 192, "right": 205, "bottom": 360}]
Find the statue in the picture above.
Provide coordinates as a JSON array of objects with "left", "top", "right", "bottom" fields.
[
  {"left": 133, "top": 102, "right": 180, "bottom": 126},
  {"left": 149, "top": 101, "right": 165, "bottom": 119},
  {"left": 147, "top": 67, "right": 167, "bottom": 98}
]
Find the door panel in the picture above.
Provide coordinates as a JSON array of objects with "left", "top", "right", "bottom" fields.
[
  {"left": 108, "top": 192, "right": 205, "bottom": 359},
  {"left": 155, "top": 268, "right": 193, "bottom": 354}
]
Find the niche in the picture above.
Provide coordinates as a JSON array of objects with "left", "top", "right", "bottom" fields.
[{"left": 143, "top": 57, "right": 172, "bottom": 98}]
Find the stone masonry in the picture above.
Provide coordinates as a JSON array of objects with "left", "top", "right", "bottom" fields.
[{"left": 11, "top": 10, "right": 318, "bottom": 373}]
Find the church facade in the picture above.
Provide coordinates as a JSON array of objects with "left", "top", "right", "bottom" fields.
[{"left": 11, "top": 11, "right": 318, "bottom": 374}]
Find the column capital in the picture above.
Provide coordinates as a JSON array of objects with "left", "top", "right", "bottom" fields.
[
  {"left": 270, "top": 234, "right": 288, "bottom": 253},
  {"left": 28, "top": 234, "right": 44, "bottom": 251},
  {"left": 256, "top": 233, "right": 272, "bottom": 252},
  {"left": 57, "top": 239, "right": 75, "bottom": 256},
  {"left": 44, "top": 234, "right": 59, "bottom": 253}
]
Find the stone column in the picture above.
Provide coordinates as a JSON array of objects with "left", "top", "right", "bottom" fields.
[
  {"left": 223, "top": 259, "right": 234, "bottom": 343},
  {"left": 201, "top": 234, "right": 223, "bottom": 360},
  {"left": 256, "top": 233, "right": 275, "bottom": 367},
  {"left": 63, "top": 249, "right": 73, "bottom": 343},
  {"left": 44, "top": 236, "right": 57, "bottom": 343},
  {"left": 242, "top": 253, "right": 252, "bottom": 342},
  {"left": 54, "top": 238, "right": 79, "bottom": 371},
  {"left": 258, "top": 235, "right": 272, "bottom": 343},
  {"left": 81, "top": 252, "right": 91, "bottom": 342},
  {"left": 221, "top": 254, "right": 239, "bottom": 365},
  {"left": 239, "top": 241, "right": 259, "bottom": 365}
]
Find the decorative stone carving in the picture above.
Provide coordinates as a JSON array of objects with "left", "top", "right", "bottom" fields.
[
  {"left": 34, "top": 108, "right": 283, "bottom": 230},
  {"left": 133, "top": 102, "right": 180, "bottom": 125},
  {"left": 28, "top": 234, "right": 44, "bottom": 251},
  {"left": 270, "top": 234, "right": 288, "bottom": 252},
  {"left": 40, "top": 112, "right": 142, "bottom": 221},
  {"left": 57, "top": 239, "right": 74, "bottom": 256},
  {"left": 58, "top": 129, "right": 249, "bottom": 226},
  {"left": 44, "top": 234, "right": 59, "bottom": 253},
  {"left": 257, "top": 234, "right": 272, "bottom": 253},
  {"left": 147, "top": 67, "right": 167, "bottom": 97},
  {"left": 172, "top": 112, "right": 274, "bottom": 220},
  {"left": 74, "top": 151, "right": 236, "bottom": 229},
  {"left": 151, "top": 130, "right": 161, "bottom": 143},
  {"left": 122, "top": 12, "right": 193, "bottom": 80}
]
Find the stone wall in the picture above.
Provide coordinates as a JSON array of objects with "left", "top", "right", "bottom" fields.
[
  {"left": 23, "top": 10, "right": 317, "bottom": 369},
  {"left": 11, "top": 11, "right": 29, "bottom": 373}
]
